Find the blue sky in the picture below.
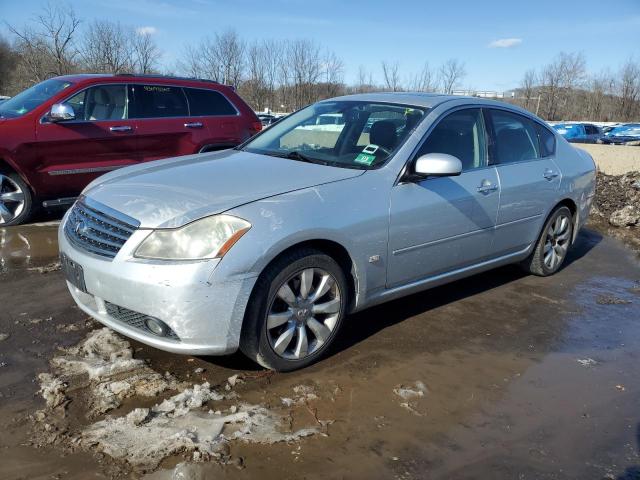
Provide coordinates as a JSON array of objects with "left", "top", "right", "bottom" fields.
[{"left": 2, "top": 0, "right": 639, "bottom": 90}]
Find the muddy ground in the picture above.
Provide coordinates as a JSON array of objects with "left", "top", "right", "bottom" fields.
[{"left": 1, "top": 214, "right": 640, "bottom": 479}]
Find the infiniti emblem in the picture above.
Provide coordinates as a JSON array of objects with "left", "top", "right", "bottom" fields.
[{"left": 75, "top": 220, "right": 88, "bottom": 236}]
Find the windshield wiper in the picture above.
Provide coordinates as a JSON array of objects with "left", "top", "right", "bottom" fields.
[{"left": 284, "top": 150, "right": 329, "bottom": 165}]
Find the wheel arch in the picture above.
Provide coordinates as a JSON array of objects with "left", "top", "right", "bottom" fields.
[
  {"left": 251, "top": 238, "right": 359, "bottom": 313},
  {"left": 555, "top": 198, "right": 579, "bottom": 244},
  {"left": 0, "top": 156, "right": 36, "bottom": 193}
]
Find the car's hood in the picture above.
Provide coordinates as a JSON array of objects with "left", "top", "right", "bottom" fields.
[{"left": 85, "top": 150, "right": 365, "bottom": 228}]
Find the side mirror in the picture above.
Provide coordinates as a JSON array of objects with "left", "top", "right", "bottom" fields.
[
  {"left": 414, "top": 153, "right": 462, "bottom": 178},
  {"left": 48, "top": 103, "right": 75, "bottom": 122}
]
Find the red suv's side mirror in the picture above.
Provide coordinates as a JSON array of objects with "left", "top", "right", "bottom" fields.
[{"left": 49, "top": 103, "right": 76, "bottom": 122}]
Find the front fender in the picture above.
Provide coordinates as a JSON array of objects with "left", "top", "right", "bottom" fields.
[{"left": 218, "top": 174, "right": 391, "bottom": 309}]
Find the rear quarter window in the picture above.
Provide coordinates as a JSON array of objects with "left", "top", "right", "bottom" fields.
[
  {"left": 536, "top": 124, "right": 556, "bottom": 157},
  {"left": 184, "top": 88, "right": 237, "bottom": 116}
]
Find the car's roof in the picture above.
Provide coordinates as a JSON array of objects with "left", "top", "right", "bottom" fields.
[
  {"left": 52, "top": 73, "right": 230, "bottom": 89},
  {"left": 329, "top": 92, "right": 453, "bottom": 109},
  {"left": 326, "top": 92, "right": 538, "bottom": 118}
]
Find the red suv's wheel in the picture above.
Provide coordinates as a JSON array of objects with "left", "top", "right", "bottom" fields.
[{"left": 0, "top": 171, "right": 34, "bottom": 226}]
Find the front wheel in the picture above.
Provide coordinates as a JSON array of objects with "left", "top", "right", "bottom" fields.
[
  {"left": 240, "top": 248, "right": 348, "bottom": 371},
  {"left": 520, "top": 206, "right": 573, "bottom": 276},
  {"left": 0, "top": 171, "right": 34, "bottom": 226}
]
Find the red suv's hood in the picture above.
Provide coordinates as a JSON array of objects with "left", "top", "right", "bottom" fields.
[{"left": 84, "top": 149, "right": 364, "bottom": 229}]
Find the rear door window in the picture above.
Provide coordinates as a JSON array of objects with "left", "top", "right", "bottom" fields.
[
  {"left": 184, "top": 88, "right": 237, "bottom": 116},
  {"left": 131, "top": 84, "right": 188, "bottom": 118},
  {"left": 489, "top": 110, "right": 540, "bottom": 164}
]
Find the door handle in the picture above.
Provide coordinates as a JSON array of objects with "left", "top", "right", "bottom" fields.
[
  {"left": 477, "top": 180, "right": 498, "bottom": 194},
  {"left": 184, "top": 122, "right": 203, "bottom": 129},
  {"left": 109, "top": 125, "right": 132, "bottom": 132},
  {"left": 543, "top": 169, "right": 559, "bottom": 180}
]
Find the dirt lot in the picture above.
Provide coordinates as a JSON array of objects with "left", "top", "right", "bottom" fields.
[
  {"left": 1, "top": 195, "right": 640, "bottom": 479},
  {"left": 577, "top": 144, "right": 640, "bottom": 175}
]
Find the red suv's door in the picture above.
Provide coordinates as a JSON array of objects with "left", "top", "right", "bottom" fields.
[
  {"left": 131, "top": 84, "right": 208, "bottom": 162},
  {"left": 35, "top": 83, "right": 138, "bottom": 197}
]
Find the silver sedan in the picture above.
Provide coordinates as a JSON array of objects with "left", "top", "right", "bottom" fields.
[{"left": 58, "top": 93, "right": 596, "bottom": 371}]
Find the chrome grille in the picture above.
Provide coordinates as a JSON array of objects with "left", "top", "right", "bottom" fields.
[
  {"left": 105, "top": 302, "right": 180, "bottom": 341},
  {"left": 64, "top": 199, "right": 138, "bottom": 259}
]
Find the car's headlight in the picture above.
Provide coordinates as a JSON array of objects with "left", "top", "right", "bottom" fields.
[{"left": 134, "top": 215, "right": 251, "bottom": 260}]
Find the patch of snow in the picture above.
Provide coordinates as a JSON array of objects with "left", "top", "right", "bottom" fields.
[
  {"left": 38, "top": 328, "right": 184, "bottom": 416},
  {"left": 80, "top": 382, "right": 319, "bottom": 469}
]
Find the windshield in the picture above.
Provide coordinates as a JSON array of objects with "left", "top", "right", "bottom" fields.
[
  {"left": 0, "top": 78, "right": 73, "bottom": 118},
  {"left": 242, "top": 101, "right": 428, "bottom": 169}
]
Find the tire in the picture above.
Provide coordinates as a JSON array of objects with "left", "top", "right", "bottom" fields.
[
  {"left": 240, "top": 248, "right": 348, "bottom": 371},
  {"left": 0, "top": 170, "right": 34, "bottom": 226},
  {"left": 520, "top": 206, "right": 573, "bottom": 277}
]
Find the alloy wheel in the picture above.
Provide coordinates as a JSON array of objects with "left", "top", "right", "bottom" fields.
[
  {"left": 0, "top": 174, "right": 26, "bottom": 225},
  {"left": 266, "top": 267, "right": 341, "bottom": 360},
  {"left": 543, "top": 214, "right": 571, "bottom": 270}
]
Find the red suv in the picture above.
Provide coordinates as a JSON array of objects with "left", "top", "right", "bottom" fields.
[{"left": 0, "top": 74, "right": 261, "bottom": 225}]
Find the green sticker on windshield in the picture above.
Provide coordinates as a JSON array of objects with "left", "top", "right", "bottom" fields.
[{"left": 355, "top": 153, "right": 376, "bottom": 165}]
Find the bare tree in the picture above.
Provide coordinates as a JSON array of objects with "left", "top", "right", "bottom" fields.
[
  {"left": 287, "top": 39, "right": 323, "bottom": 109},
  {"left": 323, "top": 50, "right": 344, "bottom": 98},
  {"left": 520, "top": 69, "right": 537, "bottom": 109},
  {"left": 175, "top": 44, "right": 204, "bottom": 79},
  {"left": 242, "top": 40, "right": 268, "bottom": 110},
  {"left": 539, "top": 52, "right": 586, "bottom": 120},
  {"left": 381, "top": 61, "right": 401, "bottom": 92},
  {"left": 410, "top": 62, "right": 437, "bottom": 92},
  {"left": 262, "top": 39, "right": 283, "bottom": 110},
  {"left": 585, "top": 70, "right": 614, "bottom": 120},
  {"left": 6, "top": 2, "right": 80, "bottom": 85},
  {"left": 131, "top": 29, "right": 160, "bottom": 74},
  {"left": 617, "top": 57, "right": 640, "bottom": 121},
  {"left": 81, "top": 20, "right": 134, "bottom": 73},
  {"left": 355, "top": 65, "right": 375, "bottom": 93},
  {"left": 0, "top": 36, "right": 18, "bottom": 94},
  {"left": 213, "top": 30, "right": 245, "bottom": 86},
  {"left": 438, "top": 59, "right": 466, "bottom": 94}
]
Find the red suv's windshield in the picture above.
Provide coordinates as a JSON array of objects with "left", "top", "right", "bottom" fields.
[{"left": 0, "top": 78, "right": 73, "bottom": 118}]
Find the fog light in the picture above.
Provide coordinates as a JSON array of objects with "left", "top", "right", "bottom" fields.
[{"left": 145, "top": 317, "right": 168, "bottom": 337}]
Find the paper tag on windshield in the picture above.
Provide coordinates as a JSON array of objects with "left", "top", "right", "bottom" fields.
[
  {"left": 362, "top": 144, "right": 379, "bottom": 155},
  {"left": 355, "top": 153, "right": 376, "bottom": 165}
]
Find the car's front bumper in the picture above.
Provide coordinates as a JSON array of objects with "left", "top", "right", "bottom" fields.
[{"left": 58, "top": 213, "right": 258, "bottom": 355}]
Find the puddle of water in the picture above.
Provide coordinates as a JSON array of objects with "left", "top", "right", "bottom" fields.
[{"left": 0, "top": 223, "right": 60, "bottom": 272}]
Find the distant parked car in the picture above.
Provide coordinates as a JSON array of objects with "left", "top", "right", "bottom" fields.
[
  {"left": 553, "top": 123, "right": 602, "bottom": 143},
  {"left": 257, "top": 113, "right": 277, "bottom": 127},
  {"left": 0, "top": 74, "right": 261, "bottom": 225},
  {"left": 598, "top": 124, "right": 640, "bottom": 145},
  {"left": 0, "top": 95, "right": 9, "bottom": 104},
  {"left": 59, "top": 93, "right": 596, "bottom": 371}
]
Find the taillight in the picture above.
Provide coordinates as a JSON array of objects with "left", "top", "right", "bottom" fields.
[{"left": 250, "top": 121, "right": 263, "bottom": 135}]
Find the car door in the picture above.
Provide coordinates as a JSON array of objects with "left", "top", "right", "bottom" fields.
[
  {"left": 131, "top": 84, "right": 206, "bottom": 162},
  {"left": 486, "top": 108, "right": 561, "bottom": 256},
  {"left": 183, "top": 87, "right": 245, "bottom": 149},
  {"left": 584, "top": 124, "right": 601, "bottom": 143},
  {"left": 34, "top": 83, "right": 138, "bottom": 198},
  {"left": 387, "top": 107, "right": 500, "bottom": 288}
]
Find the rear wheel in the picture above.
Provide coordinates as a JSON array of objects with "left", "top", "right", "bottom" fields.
[
  {"left": 520, "top": 206, "right": 573, "bottom": 276},
  {"left": 240, "top": 248, "right": 348, "bottom": 371},
  {"left": 0, "top": 171, "right": 33, "bottom": 226}
]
